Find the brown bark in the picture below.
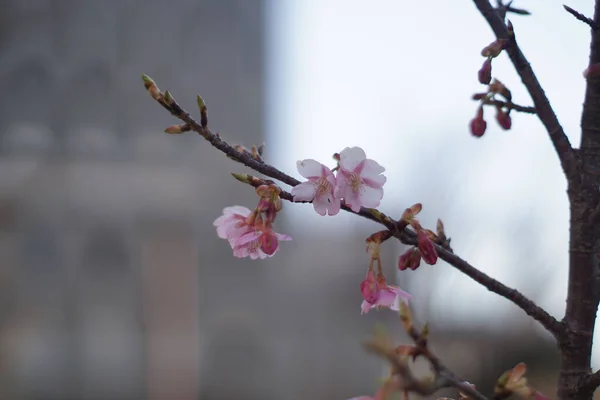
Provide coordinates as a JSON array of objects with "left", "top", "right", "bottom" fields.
[{"left": 558, "top": 1, "right": 600, "bottom": 399}]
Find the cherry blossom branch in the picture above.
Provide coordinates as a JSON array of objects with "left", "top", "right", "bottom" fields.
[
  {"left": 142, "top": 75, "right": 563, "bottom": 338},
  {"left": 232, "top": 173, "right": 564, "bottom": 339},
  {"left": 472, "top": 0, "right": 578, "bottom": 177}
]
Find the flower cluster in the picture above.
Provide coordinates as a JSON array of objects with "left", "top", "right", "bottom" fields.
[
  {"left": 397, "top": 203, "right": 440, "bottom": 270},
  {"left": 292, "top": 146, "right": 386, "bottom": 214},
  {"left": 360, "top": 233, "right": 412, "bottom": 314},
  {"left": 470, "top": 78, "right": 513, "bottom": 137},
  {"left": 470, "top": 37, "right": 514, "bottom": 137},
  {"left": 213, "top": 184, "right": 292, "bottom": 259}
]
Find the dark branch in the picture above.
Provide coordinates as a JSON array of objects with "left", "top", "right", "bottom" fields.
[
  {"left": 563, "top": 5, "right": 599, "bottom": 30},
  {"left": 578, "top": 369, "right": 600, "bottom": 395},
  {"left": 481, "top": 99, "right": 536, "bottom": 114},
  {"left": 472, "top": 0, "right": 578, "bottom": 178}
]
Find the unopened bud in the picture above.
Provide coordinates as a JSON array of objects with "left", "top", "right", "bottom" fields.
[
  {"left": 398, "top": 248, "right": 421, "bottom": 271},
  {"left": 164, "top": 124, "right": 190, "bottom": 134},
  {"left": 196, "top": 94, "right": 208, "bottom": 127},
  {"left": 478, "top": 58, "right": 492, "bottom": 84},
  {"left": 418, "top": 229, "right": 438, "bottom": 265},
  {"left": 142, "top": 74, "right": 162, "bottom": 100},
  {"left": 260, "top": 231, "right": 279, "bottom": 255},
  {"left": 481, "top": 39, "right": 507, "bottom": 58},
  {"left": 470, "top": 107, "right": 487, "bottom": 137},
  {"left": 496, "top": 108, "right": 512, "bottom": 130}
]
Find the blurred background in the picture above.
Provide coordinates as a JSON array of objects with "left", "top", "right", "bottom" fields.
[{"left": 0, "top": 0, "right": 594, "bottom": 399}]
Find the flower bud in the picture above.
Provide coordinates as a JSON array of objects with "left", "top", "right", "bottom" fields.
[
  {"left": 260, "top": 231, "right": 279, "bottom": 255},
  {"left": 481, "top": 39, "right": 507, "bottom": 58},
  {"left": 417, "top": 229, "right": 438, "bottom": 265},
  {"left": 360, "top": 270, "right": 380, "bottom": 303},
  {"left": 496, "top": 108, "right": 512, "bottom": 130},
  {"left": 398, "top": 248, "right": 421, "bottom": 271},
  {"left": 470, "top": 107, "right": 487, "bottom": 137},
  {"left": 478, "top": 58, "right": 492, "bottom": 84}
]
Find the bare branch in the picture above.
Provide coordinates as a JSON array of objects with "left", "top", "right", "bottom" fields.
[
  {"left": 472, "top": 0, "right": 578, "bottom": 178},
  {"left": 563, "top": 4, "right": 599, "bottom": 30}
]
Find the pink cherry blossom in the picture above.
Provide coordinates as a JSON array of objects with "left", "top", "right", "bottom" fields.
[
  {"left": 214, "top": 206, "right": 292, "bottom": 260},
  {"left": 232, "top": 228, "right": 292, "bottom": 260},
  {"left": 336, "top": 147, "right": 386, "bottom": 212},
  {"left": 360, "top": 273, "right": 412, "bottom": 314},
  {"left": 291, "top": 159, "right": 341, "bottom": 216},
  {"left": 213, "top": 206, "right": 254, "bottom": 245}
]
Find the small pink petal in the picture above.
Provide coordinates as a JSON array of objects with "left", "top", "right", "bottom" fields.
[
  {"left": 313, "top": 196, "right": 329, "bottom": 216},
  {"left": 297, "top": 159, "right": 324, "bottom": 179},
  {"left": 359, "top": 186, "right": 383, "bottom": 209},
  {"left": 236, "top": 231, "right": 262, "bottom": 246},
  {"left": 360, "top": 300, "right": 373, "bottom": 314},
  {"left": 275, "top": 233, "right": 293, "bottom": 241},
  {"left": 291, "top": 181, "right": 317, "bottom": 201},
  {"left": 339, "top": 147, "right": 367, "bottom": 171}
]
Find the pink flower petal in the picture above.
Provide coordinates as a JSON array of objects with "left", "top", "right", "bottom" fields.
[
  {"left": 326, "top": 196, "right": 341, "bottom": 215},
  {"left": 360, "top": 300, "right": 373, "bottom": 314},
  {"left": 339, "top": 147, "right": 367, "bottom": 171},
  {"left": 236, "top": 231, "right": 262, "bottom": 246},
  {"left": 360, "top": 159, "right": 386, "bottom": 179},
  {"left": 313, "top": 196, "right": 329, "bottom": 216},
  {"left": 275, "top": 233, "right": 293, "bottom": 241},
  {"left": 291, "top": 181, "right": 317, "bottom": 202},
  {"left": 359, "top": 186, "right": 384, "bottom": 209},
  {"left": 297, "top": 159, "right": 324, "bottom": 179}
]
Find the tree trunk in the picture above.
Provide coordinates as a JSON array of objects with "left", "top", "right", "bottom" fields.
[{"left": 558, "top": 2, "right": 600, "bottom": 399}]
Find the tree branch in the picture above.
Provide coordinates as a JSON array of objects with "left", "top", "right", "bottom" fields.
[
  {"left": 472, "top": 0, "right": 578, "bottom": 178},
  {"left": 563, "top": 5, "right": 599, "bottom": 30},
  {"left": 142, "top": 76, "right": 565, "bottom": 341}
]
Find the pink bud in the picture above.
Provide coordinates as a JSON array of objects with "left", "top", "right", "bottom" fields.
[
  {"left": 259, "top": 231, "right": 279, "bottom": 255},
  {"left": 496, "top": 108, "right": 512, "bottom": 130},
  {"left": 481, "top": 40, "right": 507, "bottom": 58},
  {"left": 470, "top": 107, "right": 487, "bottom": 137},
  {"left": 398, "top": 248, "right": 421, "bottom": 271},
  {"left": 478, "top": 59, "right": 492, "bottom": 84},
  {"left": 417, "top": 229, "right": 438, "bottom": 265},
  {"left": 360, "top": 270, "right": 380, "bottom": 303}
]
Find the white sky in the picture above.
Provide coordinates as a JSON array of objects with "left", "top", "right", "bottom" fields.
[{"left": 265, "top": 0, "right": 597, "bottom": 365}]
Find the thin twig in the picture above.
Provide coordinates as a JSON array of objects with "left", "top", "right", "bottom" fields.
[
  {"left": 472, "top": 0, "right": 578, "bottom": 179},
  {"left": 482, "top": 99, "right": 536, "bottom": 114},
  {"left": 563, "top": 5, "right": 599, "bottom": 30}
]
